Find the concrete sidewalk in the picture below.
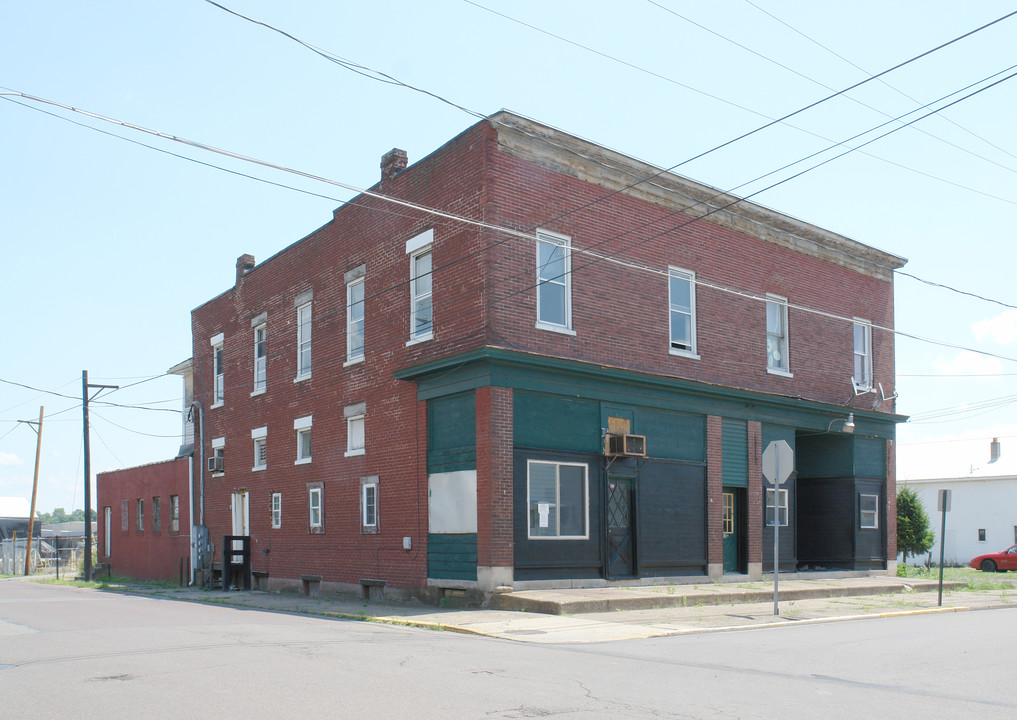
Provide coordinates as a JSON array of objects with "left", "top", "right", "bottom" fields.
[{"left": 85, "top": 574, "right": 1017, "bottom": 644}]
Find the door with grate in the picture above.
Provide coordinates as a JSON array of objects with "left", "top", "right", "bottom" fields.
[{"left": 607, "top": 477, "right": 635, "bottom": 578}]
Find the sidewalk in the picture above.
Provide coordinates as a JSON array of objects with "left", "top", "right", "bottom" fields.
[{"left": 92, "top": 574, "right": 1017, "bottom": 644}]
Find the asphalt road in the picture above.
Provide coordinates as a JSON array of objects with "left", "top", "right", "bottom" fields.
[{"left": 2, "top": 579, "right": 1013, "bottom": 719}]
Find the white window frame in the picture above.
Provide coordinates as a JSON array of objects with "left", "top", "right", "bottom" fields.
[
  {"left": 407, "top": 232, "right": 434, "bottom": 344},
  {"left": 252, "top": 426, "right": 267, "bottom": 471},
  {"left": 361, "top": 479, "right": 379, "bottom": 531},
  {"left": 294, "top": 415, "right": 312, "bottom": 465},
  {"left": 252, "top": 321, "right": 267, "bottom": 394},
  {"left": 345, "top": 405, "right": 366, "bottom": 457},
  {"left": 210, "top": 333, "right": 225, "bottom": 407},
  {"left": 853, "top": 319, "right": 873, "bottom": 392},
  {"left": 535, "top": 230, "right": 574, "bottom": 335},
  {"left": 668, "top": 267, "right": 697, "bottom": 357},
  {"left": 271, "top": 492, "right": 282, "bottom": 529},
  {"left": 170, "top": 494, "right": 180, "bottom": 534},
  {"left": 526, "top": 460, "right": 589, "bottom": 540},
  {"left": 766, "top": 488, "right": 789, "bottom": 527},
  {"left": 346, "top": 276, "right": 366, "bottom": 363},
  {"left": 859, "top": 493, "right": 879, "bottom": 529},
  {"left": 766, "top": 294, "right": 791, "bottom": 376},
  {"left": 308, "top": 485, "right": 322, "bottom": 531},
  {"left": 211, "top": 437, "right": 225, "bottom": 476},
  {"left": 296, "top": 301, "right": 312, "bottom": 381}
]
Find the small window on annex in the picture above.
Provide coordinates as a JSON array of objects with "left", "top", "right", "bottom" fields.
[
  {"left": 169, "top": 495, "right": 180, "bottom": 533},
  {"left": 136, "top": 499, "right": 144, "bottom": 532},
  {"left": 152, "top": 496, "right": 161, "bottom": 532},
  {"left": 978, "top": 528, "right": 987, "bottom": 542},
  {"left": 859, "top": 494, "right": 879, "bottom": 529},
  {"left": 527, "top": 460, "right": 588, "bottom": 539},
  {"left": 765, "top": 489, "right": 788, "bottom": 527}
]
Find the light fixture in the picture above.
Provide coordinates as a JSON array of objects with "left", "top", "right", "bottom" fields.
[{"left": 827, "top": 413, "right": 855, "bottom": 433}]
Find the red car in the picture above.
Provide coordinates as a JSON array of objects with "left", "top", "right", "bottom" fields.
[{"left": 970, "top": 544, "right": 1017, "bottom": 572}]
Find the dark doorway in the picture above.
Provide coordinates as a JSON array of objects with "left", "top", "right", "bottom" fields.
[
  {"left": 607, "top": 476, "right": 635, "bottom": 577},
  {"left": 722, "top": 487, "right": 745, "bottom": 573}
]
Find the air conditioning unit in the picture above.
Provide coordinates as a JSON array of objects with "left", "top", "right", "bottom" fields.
[
  {"left": 604, "top": 434, "right": 646, "bottom": 457},
  {"left": 207, "top": 457, "right": 223, "bottom": 473}
]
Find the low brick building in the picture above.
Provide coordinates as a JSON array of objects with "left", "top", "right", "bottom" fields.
[{"left": 158, "top": 111, "right": 904, "bottom": 599}]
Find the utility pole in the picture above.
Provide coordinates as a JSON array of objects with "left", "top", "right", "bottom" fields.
[
  {"left": 19, "top": 406, "right": 44, "bottom": 576},
  {"left": 82, "top": 371, "right": 118, "bottom": 581}
]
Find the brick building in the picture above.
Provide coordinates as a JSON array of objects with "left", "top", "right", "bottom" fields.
[{"left": 184, "top": 111, "right": 905, "bottom": 599}]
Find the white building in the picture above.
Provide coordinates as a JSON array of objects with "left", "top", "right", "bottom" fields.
[{"left": 902, "top": 438, "right": 1017, "bottom": 566}]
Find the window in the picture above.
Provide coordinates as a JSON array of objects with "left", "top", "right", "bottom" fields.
[
  {"left": 766, "top": 295, "right": 790, "bottom": 374},
  {"left": 211, "top": 437, "right": 225, "bottom": 476},
  {"left": 527, "top": 460, "right": 588, "bottom": 539},
  {"left": 308, "top": 485, "right": 322, "bottom": 532},
  {"left": 410, "top": 249, "right": 433, "bottom": 341},
  {"left": 211, "top": 333, "right": 225, "bottom": 406},
  {"left": 152, "top": 497, "right": 161, "bottom": 532},
  {"left": 294, "top": 415, "right": 312, "bottom": 464},
  {"left": 253, "top": 322, "right": 267, "bottom": 393},
  {"left": 271, "top": 492, "right": 282, "bottom": 529},
  {"left": 345, "top": 403, "right": 365, "bottom": 457},
  {"left": 361, "top": 478, "right": 379, "bottom": 532},
  {"left": 722, "top": 492, "right": 735, "bottom": 535},
  {"left": 170, "top": 495, "right": 180, "bottom": 533},
  {"left": 765, "top": 488, "right": 788, "bottom": 527},
  {"left": 859, "top": 494, "right": 878, "bottom": 529},
  {"left": 136, "top": 499, "right": 144, "bottom": 532},
  {"left": 668, "top": 267, "right": 696, "bottom": 355},
  {"left": 978, "top": 528, "right": 987, "bottom": 542},
  {"left": 252, "top": 426, "right": 267, "bottom": 470},
  {"left": 536, "top": 231, "right": 572, "bottom": 332},
  {"left": 347, "top": 277, "right": 365, "bottom": 361},
  {"left": 296, "top": 301, "right": 312, "bottom": 379},
  {"left": 121, "top": 499, "right": 129, "bottom": 531},
  {"left": 853, "top": 320, "right": 872, "bottom": 390}
]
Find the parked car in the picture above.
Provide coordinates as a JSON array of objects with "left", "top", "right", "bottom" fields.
[{"left": 969, "top": 544, "right": 1017, "bottom": 572}]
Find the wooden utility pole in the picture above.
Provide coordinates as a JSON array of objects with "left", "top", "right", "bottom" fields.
[
  {"left": 21, "top": 406, "right": 44, "bottom": 575},
  {"left": 82, "top": 371, "right": 118, "bottom": 581}
]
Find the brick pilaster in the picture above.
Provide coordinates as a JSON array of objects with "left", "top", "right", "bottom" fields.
[
  {"left": 706, "top": 416, "right": 724, "bottom": 570},
  {"left": 476, "top": 385, "right": 514, "bottom": 569},
  {"left": 747, "top": 421, "right": 763, "bottom": 565}
]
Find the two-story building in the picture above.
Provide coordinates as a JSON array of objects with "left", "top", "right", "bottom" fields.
[{"left": 171, "top": 111, "right": 905, "bottom": 600}]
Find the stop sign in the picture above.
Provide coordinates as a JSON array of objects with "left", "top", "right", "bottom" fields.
[{"left": 762, "top": 440, "right": 794, "bottom": 485}]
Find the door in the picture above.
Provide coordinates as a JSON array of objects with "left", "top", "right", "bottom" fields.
[
  {"left": 231, "top": 491, "right": 249, "bottom": 550},
  {"left": 722, "top": 489, "right": 741, "bottom": 573},
  {"left": 607, "top": 476, "right": 635, "bottom": 578}
]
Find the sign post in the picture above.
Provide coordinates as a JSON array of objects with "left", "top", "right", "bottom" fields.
[
  {"left": 937, "top": 489, "right": 951, "bottom": 606},
  {"left": 762, "top": 440, "right": 794, "bottom": 616}
]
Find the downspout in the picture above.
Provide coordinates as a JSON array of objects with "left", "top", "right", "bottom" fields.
[{"left": 188, "top": 401, "right": 204, "bottom": 585}]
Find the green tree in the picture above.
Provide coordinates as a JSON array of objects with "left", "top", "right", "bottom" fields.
[{"left": 897, "top": 487, "right": 935, "bottom": 564}]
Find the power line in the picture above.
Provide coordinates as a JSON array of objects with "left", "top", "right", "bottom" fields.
[{"left": 896, "top": 270, "right": 1017, "bottom": 310}]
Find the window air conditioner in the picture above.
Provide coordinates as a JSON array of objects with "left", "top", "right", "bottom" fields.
[
  {"left": 208, "top": 457, "right": 224, "bottom": 473},
  {"left": 604, "top": 434, "right": 646, "bottom": 457}
]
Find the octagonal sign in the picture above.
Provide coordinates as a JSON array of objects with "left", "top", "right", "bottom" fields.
[{"left": 762, "top": 440, "right": 794, "bottom": 486}]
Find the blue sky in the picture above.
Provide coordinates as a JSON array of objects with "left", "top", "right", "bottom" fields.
[{"left": 3, "top": 1, "right": 1017, "bottom": 513}]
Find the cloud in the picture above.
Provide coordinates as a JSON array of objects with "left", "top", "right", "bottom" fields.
[
  {"left": 0, "top": 451, "right": 23, "bottom": 466},
  {"left": 932, "top": 350, "right": 1004, "bottom": 376},
  {"left": 972, "top": 309, "right": 1017, "bottom": 345}
]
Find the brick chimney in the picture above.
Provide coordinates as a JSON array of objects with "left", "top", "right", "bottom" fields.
[
  {"left": 236, "top": 254, "right": 255, "bottom": 284},
  {"left": 990, "top": 437, "right": 1001, "bottom": 463},
  {"left": 381, "top": 148, "right": 407, "bottom": 181}
]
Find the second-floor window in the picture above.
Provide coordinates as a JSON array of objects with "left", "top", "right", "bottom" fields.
[
  {"left": 211, "top": 334, "right": 225, "bottom": 406},
  {"left": 294, "top": 415, "right": 312, "bottom": 464},
  {"left": 296, "top": 301, "right": 312, "bottom": 379},
  {"left": 252, "top": 427, "right": 267, "bottom": 470},
  {"left": 668, "top": 268, "right": 696, "bottom": 355},
  {"left": 536, "top": 231, "right": 572, "bottom": 331},
  {"left": 347, "top": 277, "right": 365, "bottom": 361},
  {"left": 853, "top": 319, "right": 872, "bottom": 390},
  {"left": 253, "top": 322, "right": 267, "bottom": 393},
  {"left": 346, "top": 403, "right": 366, "bottom": 457},
  {"left": 766, "top": 295, "right": 789, "bottom": 374},
  {"left": 271, "top": 492, "right": 282, "bottom": 529},
  {"left": 410, "top": 249, "right": 433, "bottom": 341},
  {"left": 169, "top": 495, "right": 180, "bottom": 533}
]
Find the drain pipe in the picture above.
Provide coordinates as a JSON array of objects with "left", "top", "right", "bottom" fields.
[{"left": 188, "top": 401, "right": 204, "bottom": 586}]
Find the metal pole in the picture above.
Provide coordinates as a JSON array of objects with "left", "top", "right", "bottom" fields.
[
  {"left": 82, "top": 371, "right": 92, "bottom": 581},
  {"left": 23, "top": 406, "right": 44, "bottom": 576},
  {"left": 773, "top": 456, "right": 780, "bottom": 616},
  {"left": 938, "top": 504, "right": 947, "bottom": 606}
]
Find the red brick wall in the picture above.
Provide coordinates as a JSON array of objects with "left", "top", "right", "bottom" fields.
[
  {"left": 706, "top": 416, "right": 723, "bottom": 568},
  {"left": 476, "top": 385, "right": 514, "bottom": 569},
  {"left": 97, "top": 457, "right": 191, "bottom": 582}
]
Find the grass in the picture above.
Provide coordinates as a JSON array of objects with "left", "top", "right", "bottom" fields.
[{"left": 897, "top": 564, "right": 1016, "bottom": 591}]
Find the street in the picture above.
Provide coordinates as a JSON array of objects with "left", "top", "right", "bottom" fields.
[{"left": 2, "top": 579, "right": 1014, "bottom": 719}]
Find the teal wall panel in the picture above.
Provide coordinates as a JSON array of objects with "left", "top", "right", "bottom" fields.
[
  {"left": 796, "top": 434, "right": 852, "bottom": 478},
  {"left": 722, "top": 418, "right": 748, "bottom": 487},
  {"left": 427, "top": 533, "right": 478, "bottom": 581},
  {"left": 853, "top": 437, "right": 886, "bottom": 478},
  {"left": 427, "top": 392, "right": 476, "bottom": 473},
  {"left": 514, "top": 391, "right": 602, "bottom": 453},
  {"left": 640, "top": 407, "right": 705, "bottom": 463}
]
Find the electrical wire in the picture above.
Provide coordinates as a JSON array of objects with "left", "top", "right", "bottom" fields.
[{"left": 896, "top": 270, "right": 1017, "bottom": 310}]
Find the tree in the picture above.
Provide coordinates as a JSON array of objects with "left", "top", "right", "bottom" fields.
[{"left": 897, "top": 487, "right": 935, "bottom": 565}]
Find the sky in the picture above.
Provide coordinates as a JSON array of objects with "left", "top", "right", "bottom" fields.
[{"left": 2, "top": 1, "right": 1017, "bottom": 515}]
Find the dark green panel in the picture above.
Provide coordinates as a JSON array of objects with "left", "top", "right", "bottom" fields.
[
  {"left": 640, "top": 407, "right": 705, "bottom": 463},
  {"left": 795, "top": 434, "right": 852, "bottom": 478},
  {"left": 426, "top": 533, "right": 478, "bottom": 581},
  {"left": 853, "top": 437, "right": 886, "bottom": 478},
  {"left": 722, "top": 418, "right": 748, "bottom": 487},
  {"left": 637, "top": 460, "right": 708, "bottom": 573},
  {"left": 514, "top": 391, "right": 602, "bottom": 452},
  {"left": 427, "top": 392, "right": 476, "bottom": 474},
  {"left": 763, "top": 424, "right": 796, "bottom": 451}
]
